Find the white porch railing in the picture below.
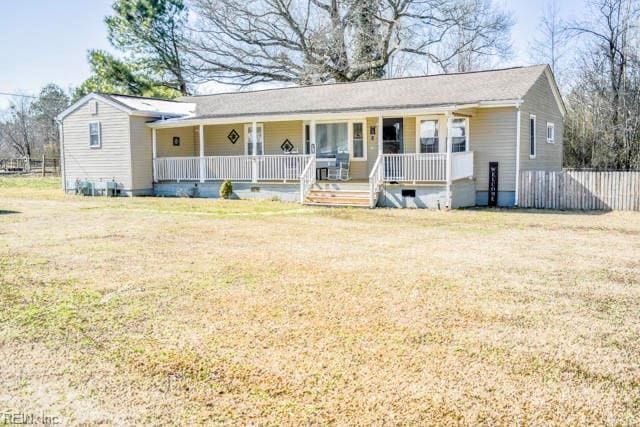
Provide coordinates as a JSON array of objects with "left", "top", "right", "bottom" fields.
[
  {"left": 450, "top": 151, "right": 474, "bottom": 181},
  {"left": 257, "top": 155, "right": 310, "bottom": 182},
  {"left": 154, "top": 155, "right": 311, "bottom": 183},
  {"left": 369, "top": 156, "right": 384, "bottom": 208},
  {"left": 155, "top": 157, "right": 201, "bottom": 181},
  {"left": 382, "top": 153, "right": 447, "bottom": 182},
  {"left": 204, "top": 156, "right": 252, "bottom": 181},
  {"left": 299, "top": 156, "right": 316, "bottom": 203},
  {"left": 380, "top": 152, "right": 474, "bottom": 182}
]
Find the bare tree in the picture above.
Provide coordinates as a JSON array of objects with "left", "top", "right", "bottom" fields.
[
  {"left": 564, "top": 0, "right": 640, "bottom": 169},
  {"left": 0, "top": 97, "right": 36, "bottom": 160},
  {"left": 187, "top": 0, "right": 513, "bottom": 86},
  {"left": 529, "top": 0, "right": 571, "bottom": 86}
]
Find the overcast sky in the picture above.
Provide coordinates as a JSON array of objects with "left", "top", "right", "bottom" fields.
[{"left": 0, "top": 0, "right": 584, "bottom": 109}]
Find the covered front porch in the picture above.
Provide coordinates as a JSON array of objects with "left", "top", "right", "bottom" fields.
[{"left": 149, "top": 110, "right": 475, "bottom": 207}]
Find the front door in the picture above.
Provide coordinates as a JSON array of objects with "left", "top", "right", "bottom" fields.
[
  {"left": 383, "top": 118, "right": 404, "bottom": 179},
  {"left": 382, "top": 118, "right": 403, "bottom": 154}
]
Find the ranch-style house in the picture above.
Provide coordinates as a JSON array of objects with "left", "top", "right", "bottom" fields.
[{"left": 56, "top": 65, "right": 565, "bottom": 208}]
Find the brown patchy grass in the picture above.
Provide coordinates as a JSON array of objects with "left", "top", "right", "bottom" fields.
[{"left": 1, "top": 176, "right": 639, "bottom": 425}]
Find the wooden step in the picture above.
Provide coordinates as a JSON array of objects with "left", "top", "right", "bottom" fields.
[
  {"left": 313, "top": 182, "right": 370, "bottom": 191},
  {"left": 304, "top": 201, "right": 370, "bottom": 207},
  {"left": 304, "top": 189, "right": 370, "bottom": 207},
  {"left": 307, "top": 190, "right": 369, "bottom": 198}
]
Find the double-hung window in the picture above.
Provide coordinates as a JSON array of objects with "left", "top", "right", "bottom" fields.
[
  {"left": 547, "top": 122, "right": 555, "bottom": 143},
  {"left": 245, "top": 123, "right": 264, "bottom": 155},
  {"left": 89, "top": 122, "right": 101, "bottom": 148},
  {"left": 351, "top": 121, "right": 366, "bottom": 160},
  {"left": 530, "top": 115, "right": 537, "bottom": 157},
  {"left": 451, "top": 118, "right": 467, "bottom": 152},
  {"left": 419, "top": 119, "right": 440, "bottom": 153}
]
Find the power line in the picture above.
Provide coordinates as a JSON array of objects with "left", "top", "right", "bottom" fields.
[{"left": 0, "top": 92, "right": 36, "bottom": 99}]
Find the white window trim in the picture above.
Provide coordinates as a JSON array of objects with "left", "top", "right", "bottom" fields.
[
  {"left": 529, "top": 114, "right": 537, "bottom": 159},
  {"left": 451, "top": 117, "right": 470, "bottom": 153},
  {"left": 547, "top": 122, "right": 555, "bottom": 144},
  {"left": 415, "top": 115, "right": 446, "bottom": 153},
  {"left": 244, "top": 123, "right": 264, "bottom": 155},
  {"left": 89, "top": 121, "right": 101, "bottom": 148},
  {"left": 349, "top": 120, "right": 367, "bottom": 161},
  {"left": 303, "top": 119, "right": 367, "bottom": 160}
]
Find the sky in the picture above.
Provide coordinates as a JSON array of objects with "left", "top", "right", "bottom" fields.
[{"left": 0, "top": 0, "right": 585, "bottom": 109}]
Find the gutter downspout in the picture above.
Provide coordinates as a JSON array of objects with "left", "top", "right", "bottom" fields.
[
  {"left": 515, "top": 108, "right": 521, "bottom": 206},
  {"left": 57, "top": 120, "right": 67, "bottom": 193}
]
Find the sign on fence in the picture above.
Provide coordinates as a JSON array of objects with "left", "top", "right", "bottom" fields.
[{"left": 519, "top": 170, "right": 640, "bottom": 211}]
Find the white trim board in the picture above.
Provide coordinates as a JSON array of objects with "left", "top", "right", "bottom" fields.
[{"left": 146, "top": 101, "right": 524, "bottom": 129}]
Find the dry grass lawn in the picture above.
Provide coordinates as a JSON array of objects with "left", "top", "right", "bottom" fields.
[{"left": 1, "top": 176, "right": 639, "bottom": 425}]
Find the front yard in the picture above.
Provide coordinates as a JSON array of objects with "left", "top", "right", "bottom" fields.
[{"left": 1, "top": 176, "right": 639, "bottom": 425}]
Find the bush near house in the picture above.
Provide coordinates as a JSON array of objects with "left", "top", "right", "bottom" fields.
[{"left": 219, "top": 179, "right": 233, "bottom": 199}]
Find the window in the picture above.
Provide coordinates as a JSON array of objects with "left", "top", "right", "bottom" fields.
[
  {"left": 547, "top": 122, "right": 555, "bottom": 143},
  {"left": 89, "top": 122, "right": 101, "bottom": 147},
  {"left": 451, "top": 118, "right": 467, "bottom": 152},
  {"left": 245, "top": 123, "right": 264, "bottom": 155},
  {"left": 352, "top": 122, "right": 365, "bottom": 159},
  {"left": 316, "top": 123, "right": 348, "bottom": 158},
  {"left": 530, "top": 115, "right": 537, "bottom": 157},
  {"left": 172, "top": 136, "right": 180, "bottom": 146},
  {"left": 419, "top": 119, "right": 439, "bottom": 153}
]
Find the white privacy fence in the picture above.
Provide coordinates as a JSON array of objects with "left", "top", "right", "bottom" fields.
[{"left": 154, "top": 155, "right": 311, "bottom": 183}]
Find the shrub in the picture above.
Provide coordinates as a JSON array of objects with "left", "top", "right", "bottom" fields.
[{"left": 219, "top": 180, "right": 233, "bottom": 199}]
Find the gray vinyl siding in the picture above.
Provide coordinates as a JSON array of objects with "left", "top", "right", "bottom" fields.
[
  {"left": 129, "top": 116, "right": 153, "bottom": 192},
  {"left": 62, "top": 100, "right": 132, "bottom": 189},
  {"left": 469, "top": 107, "right": 518, "bottom": 192},
  {"left": 519, "top": 72, "right": 564, "bottom": 171}
]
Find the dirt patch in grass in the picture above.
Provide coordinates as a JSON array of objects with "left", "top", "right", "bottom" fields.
[{"left": 1, "top": 177, "right": 639, "bottom": 424}]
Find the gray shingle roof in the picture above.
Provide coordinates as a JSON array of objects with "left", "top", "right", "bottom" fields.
[
  {"left": 100, "top": 93, "right": 196, "bottom": 117},
  {"left": 181, "top": 65, "right": 549, "bottom": 119}
]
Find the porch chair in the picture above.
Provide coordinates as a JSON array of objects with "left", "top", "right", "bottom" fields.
[{"left": 327, "top": 152, "right": 350, "bottom": 181}]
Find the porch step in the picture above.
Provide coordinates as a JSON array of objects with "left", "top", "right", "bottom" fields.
[
  {"left": 312, "top": 182, "right": 369, "bottom": 191},
  {"left": 304, "top": 189, "right": 370, "bottom": 207}
]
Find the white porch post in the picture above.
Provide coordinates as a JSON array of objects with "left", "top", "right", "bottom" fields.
[
  {"left": 251, "top": 120, "right": 258, "bottom": 183},
  {"left": 446, "top": 112, "right": 453, "bottom": 209},
  {"left": 514, "top": 108, "right": 521, "bottom": 206},
  {"left": 199, "top": 124, "right": 205, "bottom": 183},
  {"left": 152, "top": 128, "right": 157, "bottom": 183},
  {"left": 377, "top": 115, "right": 383, "bottom": 156}
]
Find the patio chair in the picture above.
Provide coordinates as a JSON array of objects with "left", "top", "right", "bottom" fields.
[{"left": 327, "top": 152, "right": 350, "bottom": 181}]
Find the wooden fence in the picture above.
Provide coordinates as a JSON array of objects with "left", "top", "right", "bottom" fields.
[
  {"left": 0, "top": 156, "right": 60, "bottom": 176},
  {"left": 519, "top": 170, "right": 640, "bottom": 211}
]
